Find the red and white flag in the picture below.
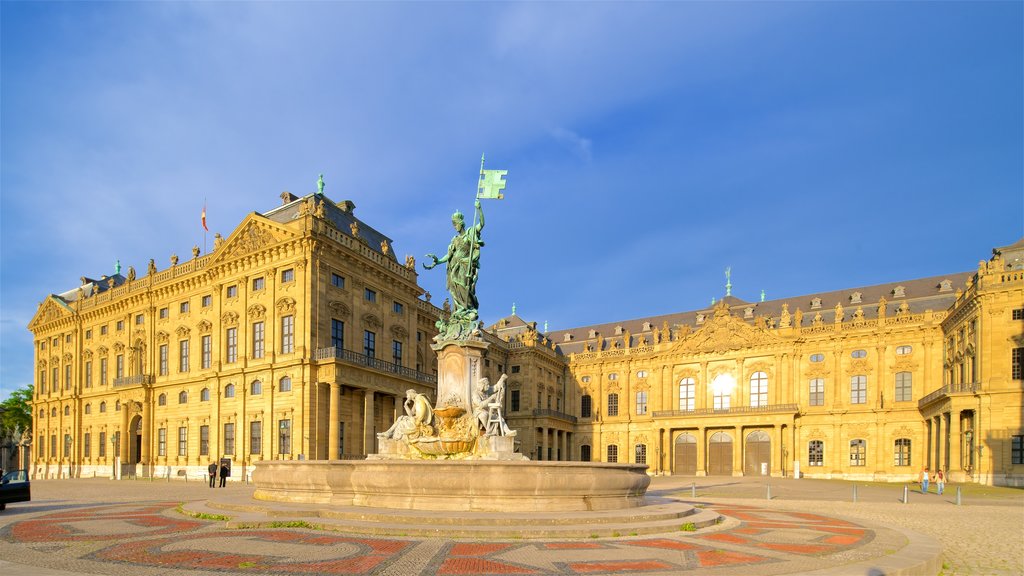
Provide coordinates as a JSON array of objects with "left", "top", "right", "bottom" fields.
[{"left": 201, "top": 202, "right": 209, "bottom": 231}]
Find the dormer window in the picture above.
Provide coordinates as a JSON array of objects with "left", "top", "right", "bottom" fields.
[
  {"left": 811, "top": 298, "right": 822, "bottom": 310},
  {"left": 850, "top": 292, "right": 862, "bottom": 304},
  {"left": 892, "top": 285, "right": 906, "bottom": 298}
]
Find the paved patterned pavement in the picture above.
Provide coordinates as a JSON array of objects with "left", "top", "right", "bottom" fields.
[{"left": 0, "top": 476, "right": 1017, "bottom": 575}]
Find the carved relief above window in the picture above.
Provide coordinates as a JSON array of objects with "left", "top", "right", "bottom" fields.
[
  {"left": 276, "top": 297, "right": 297, "bottom": 315},
  {"left": 328, "top": 301, "right": 351, "bottom": 317},
  {"left": 247, "top": 304, "right": 267, "bottom": 320},
  {"left": 175, "top": 326, "right": 191, "bottom": 338},
  {"left": 83, "top": 349, "right": 93, "bottom": 360},
  {"left": 362, "top": 313, "right": 382, "bottom": 330},
  {"left": 390, "top": 324, "right": 408, "bottom": 339},
  {"left": 97, "top": 346, "right": 109, "bottom": 356},
  {"left": 221, "top": 312, "right": 239, "bottom": 326},
  {"left": 113, "top": 342, "right": 125, "bottom": 353},
  {"left": 197, "top": 320, "right": 212, "bottom": 333},
  {"left": 63, "top": 352, "right": 73, "bottom": 362},
  {"left": 156, "top": 331, "right": 169, "bottom": 343}
]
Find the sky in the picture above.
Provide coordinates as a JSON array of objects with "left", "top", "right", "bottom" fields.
[{"left": 2, "top": 2, "right": 1021, "bottom": 401}]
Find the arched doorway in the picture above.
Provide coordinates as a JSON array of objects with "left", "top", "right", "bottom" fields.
[
  {"left": 744, "top": 430, "right": 771, "bottom": 476},
  {"left": 674, "top": 433, "right": 697, "bottom": 475},
  {"left": 129, "top": 415, "right": 142, "bottom": 466},
  {"left": 708, "top": 432, "right": 733, "bottom": 475}
]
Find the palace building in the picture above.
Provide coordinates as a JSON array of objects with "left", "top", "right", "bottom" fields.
[{"left": 27, "top": 190, "right": 1023, "bottom": 486}]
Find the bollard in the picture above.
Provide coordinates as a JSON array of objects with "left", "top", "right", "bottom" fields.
[
  {"left": 853, "top": 484, "right": 858, "bottom": 503},
  {"left": 691, "top": 482, "right": 696, "bottom": 498},
  {"left": 903, "top": 484, "right": 908, "bottom": 504},
  {"left": 766, "top": 483, "right": 772, "bottom": 500},
  {"left": 956, "top": 486, "right": 961, "bottom": 506}
]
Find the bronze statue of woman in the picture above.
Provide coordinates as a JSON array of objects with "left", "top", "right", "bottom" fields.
[{"left": 424, "top": 199, "right": 485, "bottom": 319}]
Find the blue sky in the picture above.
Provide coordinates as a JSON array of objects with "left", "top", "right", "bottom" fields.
[{"left": 2, "top": 2, "right": 1021, "bottom": 400}]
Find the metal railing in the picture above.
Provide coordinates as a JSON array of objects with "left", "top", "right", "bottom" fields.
[
  {"left": 918, "top": 382, "right": 979, "bottom": 408},
  {"left": 314, "top": 347, "right": 437, "bottom": 384},
  {"left": 531, "top": 409, "right": 578, "bottom": 424},
  {"left": 112, "top": 374, "right": 153, "bottom": 388},
  {"left": 652, "top": 403, "right": 799, "bottom": 418}
]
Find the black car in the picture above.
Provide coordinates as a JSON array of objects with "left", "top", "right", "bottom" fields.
[{"left": 0, "top": 470, "right": 30, "bottom": 511}]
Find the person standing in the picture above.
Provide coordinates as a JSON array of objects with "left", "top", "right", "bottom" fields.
[
  {"left": 920, "top": 466, "right": 930, "bottom": 494},
  {"left": 935, "top": 469, "right": 945, "bottom": 495},
  {"left": 219, "top": 462, "right": 229, "bottom": 488},
  {"left": 207, "top": 462, "right": 217, "bottom": 488}
]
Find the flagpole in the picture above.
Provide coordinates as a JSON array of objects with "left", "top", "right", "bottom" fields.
[{"left": 466, "top": 154, "right": 485, "bottom": 314}]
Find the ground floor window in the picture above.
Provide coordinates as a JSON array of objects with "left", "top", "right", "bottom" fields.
[
  {"left": 279, "top": 419, "right": 292, "bottom": 455},
  {"left": 1012, "top": 435, "right": 1024, "bottom": 465},
  {"left": 607, "top": 444, "right": 618, "bottom": 463},
  {"left": 580, "top": 444, "right": 591, "bottom": 462},
  {"left": 635, "top": 444, "right": 647, "bottom": 465},
  {"left": 808, "top": 440, "right": 823, "bottom": 466},
  {"left": 894, "top": 438, "right": 911, "bottom": 467},
  {"left": 850, "top": 439, "right": 866, "bottom": 466}
]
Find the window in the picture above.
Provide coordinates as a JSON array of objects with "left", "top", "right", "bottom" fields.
[
  {"left": 895, "top": 372, "right": 912, "bottom": 402},
  {"left": 809, "top": 378, "right": 825, "bottom": 406},
  {"left": 580, "top": 445, "right": 591, "bottom": 462},
  {"left": 200, "top": 425, "right": 209, "bottom": 456},
  {"left": 895, "top": 438, "right": 911, "bottom": 466},
  {"left": 364, "top": 288, "right": 376, "bottom": 302},
  {"left": 331, "top": 319, "right": 344, "bottom": 350},
  {"left": 363, "top": 330, "right": 375, "bottom": 358},
  {"left": 201, "top": 335, "right": 211, "bottom": 369},
  {"left": 179, "top": 340, "right": 189, "bottom": 372},
  {"left": 201, "top": 388, "right": 210, "bottom": 402},
  {"left": 158, "top": 393, "right": 167, "bottom": 406},
  {"left": 637, "top": 370, "right": 648, "bottom": 378},
  {"left": 49, "top": 435, "right": 56, "bottom": 458},
  {"left": 202, "top": 295, "right": 212, "bottom": 308},
  {"left": 225, "top": 383, "right": 235, "bottom": 398},
  {"left": 608, "top": 373, "right": 618, "bottom": 381},
  {"left": 749, "top": 371, "right": 768, "bottom": 407},
  {"left": 607, "top": 445, "right": 618, "bottom": 463},
  {"left": 63, "top": 434, "right": 72, "bottom": 458},
  {"left": 100, "top": 358, "right": 108, "bottom": 385},
  {"left": 50, "top": 407, "right": 56, "bottom": 417},
  {"left": 224, "top": 423, "right": 235, "bottom": 455},
  {"left": 115, "top": 400, "right": 121, "bottom": 411},
  {"left": 279, "top": 376, "right": 291, "bottom": 392},
  {"left": 714, "top": 388, "right": 730, "bottom": 411},
  {"left": 510, "top": 390, "right": 520, "bottom": 412},
  {"left": 281, "top": 268, "right": 295, "bottom": 283},
  {"left": 178, "top": 427, "right": 187, "bottom": 456},
  {"left": 331, "top": 273, "right": 345, "bottom": 288},
  {"left": 1012, "top": 435, "right": 1024, "bottom": 465},
  {"left": 178, "top": 391, "right": 187, "bottom": 404},
  {"left": 279, "top": 419, "right": 292, "bottom": 454},
  {"left": 251, "top": 380, "right": 262, "bottom": 395},
  {"left": 281, "top": 316, "right": 294, "bottom": 354},
  {"left": 85, "top": 329, "right": 92, "bottom": 339},
  {"left": 180, "top": 301, "right": 189, "bottom": 314},
  {"left": 581, "top": 376, "right": 590, "bottom": 383},
  {"left": 393, "top": 301, "right": 404, "bottom": 314},
  {"left": 98, "top": 432, "right": 106, "bottom": 457},
  {"left": 1012, "top": 309, "right": 1023, "bottom": 321},
  {"left": 896, "top": 345, "right": 913, "bottom": 355},
  {"left": 116, "top": 320, "right": 124, "bottom": 331},
  {"left": 251, "top": 321, "right": 264, "bottom": 359},
  {"left": 227, "top": 285, "right": 238, "bottom": 298},
  {"left": 511, "top": 365, "right": 521, "bottom": 374},
  {"left": 226, "top": 327, "right": 238, "bottom": 363},
  {"left": 580, "top": 395, "right": 592, "bottom": 418},
  {"left": 84, "top": 432, "right": 91, "bottom": 458},
  {"left": 85, "top": 403, "right": 91, "bottom": 415},
  {"left": 158, "top": 428, "right": 167, "bottom": 456},
  {"left": 607, "top": 393, "right": 619, "bottom": 417},
  {"left": 64, "top": 405, "right": 70, "bottom": 416},
  {"left": 99, "top": 401, "right": 106, "bottom": 413},
  {"left": 392, "top": 340, "right": 403, "bottom": 365},
  {"left": 115, "top": 354, "right": 124, "bottom": 379},
  {"left": 635, "top": 391, "right": 648, "bottom": 415},
  {"left": 252, "top": 277, "right": 265, "bottom": 291},
  {"left": 809, "top": 353, "right": 825, "bottom": 363},
  {"left": 850, "top": 439, "right": 866, "bottom": 466},
  {"left": 850, "top": 375, "right": 867, "bottom": 404},
  {"left": 808, "top": 440, "right": 824, "bottom": 467},
  {"left": 159, "top": 344, "right": 168, "bottom": 376},
  {"left": 851, "top": 349, "right": 867, "bottom": 359},
  {"left": 635, "top": 444, "right": 647, "bottom": 465},
  {"left": 101, "top": 325, "right": 108, "bottom": 335},
  {"left": 250, "top": 421, "right": 262, "bottom": 455},
  {"left": 135, "top": 313, "right": 144, "bottom": 325},
  {"left": 65, "top": 364, "right": 72, "bottom": 389},
  {"left": 1013, "top": 348, "right": 1023, "bottom": 380}
]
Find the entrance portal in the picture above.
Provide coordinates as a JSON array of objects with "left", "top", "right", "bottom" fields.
[
  {"left": 744, "top": 430, "right": 770, "bottom": 476},
  {"left": 708, "top": 432, "right": 732, "bottom": 475},
  {"left": 674, "top": 433, "right": 697, "bottom": 475}
]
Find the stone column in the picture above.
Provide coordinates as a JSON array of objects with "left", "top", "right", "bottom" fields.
[
  {"left": 771, "top": 425, "right": 781, "bottom": 477},
  {"left": 541, "top": 427, "right": 549, "bottom": 461},
  {"left": 933, "top": 416, "right": 942, "bottom": 470},
  {"left": 696, "top": 426, "right": 707, "bottom": 476},
  {"left": 327, "top": 384, "right": 340, "bottom": 460},
  {"left": 733, "top": 426, "right": 743, "bottom": 476},
  {"left": 363, "top": 390, "right": 375, "bottom": 456},
  {"left": 119, "top": 405, "right": 130, "bottom": 462},
  {"left": 949, "top": 411, "right": 962, "bottom": 475}
]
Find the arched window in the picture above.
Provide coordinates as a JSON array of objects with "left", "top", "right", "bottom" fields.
[
  {"left": 580, "top": 394, "right": 592, "bottom": 418},
  {"left": 178, "top": 391, "right": 188, "bottom": 404},
  {"left": 50, "top": 407, "right": 56, "bottom": 417},
  {"left": 158, "top": 393, "right": 167, "bottom": 406},
  {"left": 64, "top": 405, "right": 70, "bottom": 416},
  {"left": 250, "top": 380, "right": 262, "bottom": 395},
  {"left": 607, "top": 373, "right": 618, "bottom": 381},
  {"left": 679, "top": 378, "right": 695, "bottom": 411},
  {"left": 894, "top": 372, "right": 912, "bottom": 402},
  {"left": 115, "top": 400, "right": 121, "bottom": 411},
  {"left": 84, "top": 403, "right": 91, "bottom": 415},
  {"left": 279, "top": 376, "right": 291, "bottom": 392},
  {"left": 896, "top": 345, "right": 913, "bottom": 355},
  {"left": 225, "top": 384, "right": 235, "bottom": 398},
  {"left": 580, "top": 444, "right": 591, "bottom": 462},
  {"left": 850, "top": 439, "right": 866, "bottom": 466},
  {"left": 99, "top": 401, "right": 106, "bottom": 413},
  {"left": 634, "top": 444, "right": 647, "bottom": 465},
  {"left": 607, "top": 393, "right": 619, "bottom": 417},
  {"left": 749, "top": 371, "right": 768, "bottom": 407},
  {"left": 200, "top": 388, "right": 210, "bottom": 402},
  {"left": 894, "top": 438, "right": 911, "bottom": 466},
  {"left": 607, "top": 444, "right": 619, "bottom": 463},
  {"left": 808, "top": 440, "right": 824, "bottom": 466},
  {"left": 39, "top": 408, "right": 45, "bottom": 418}
]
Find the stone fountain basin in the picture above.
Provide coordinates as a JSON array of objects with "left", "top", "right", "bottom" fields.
[{"left": 253, "top": 460, "right": 650, "bottom": 512}]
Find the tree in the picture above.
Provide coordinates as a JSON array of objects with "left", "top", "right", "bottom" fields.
[{"left": 0, "top": 384, "right": 33, "bottom": 439}]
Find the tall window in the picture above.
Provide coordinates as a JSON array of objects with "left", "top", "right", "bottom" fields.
[
  {"left": 749, "top": 371, "right": 768, "bottom": 407},
  {"left": 201, "top": 335, "right": 212, "bottom": 369},
  {"left": 50, "top": 434, "right": 56, "bottom": 458},
  {"left": 252, "top": 321, "right": 265, "bottom": 359},
  {"left": 363, "top": 330, "right": 376, "bottom": 358},
  {"left": 580, "top": 444, "right": 591, "bottom": 462},
  {"left": 713, "top": 389, "right": 730, "bottom": 411},
  {"left": 850, "top": 376, "right": 867, "bottom": 404},
  {"left": 99, "top": 432, "right": 106, "bottom": 457},
  {"left": 580, "top": 395, "right": 592, "bottom": 418},
  {"left": 279, "top": 419, "right": 292, "bottom": 454},
  {"left": 510, "top": 390, "right": 520, "bottom": 412},
  {"left": 607, "top": 393, "right": 619, "bottom": 417},
  {"left": 226, "top": 327, "right": 238, "bottom": 363},
  {"left": 281, "top": 316, "right": 294, "bottom": 354},
  {"left": 65, "top": 365, "right": 72, "bottom": 389},
  {"left": 607, "top": 445, "right": 618, "bottom": 463},
  {"left": 115, "top": 354, "right": 124, "bottom": 379},
  {"left": 679, "top": 378, "right": 695, "bottom": 411},
  {"left": 1012, "top": 348, "right": 1023, "bottom": 380},
  {"left": 1012, "top": 435, "right": 1024, "bottom": 465},
  {"left": 634, "top": 444, "right": 647, "bottom": 464},
  {"left": 178, "top": 426, "right": 187, "bottom": 456},
  {"left": 850, "top": 439, "right": 866, "bottom": 466},
  {"left": 63, "top": 434, "right": 72, "bottom": 458},
  {"left": 279, "top": 376, "right": 291, "bottom": 392},
  {"left": 635, "top": 391, "right": 648, "bottom": 415},
  {"left": 52, "top": 367, "right": 58, "bottom": 392},
  {"left": 894, "top": 438, "right": 911, "bottom": 466},
  {"left": 179, "top": 340, "right": 190, "bottom": 372},
  {"left": 331, "top": 319, "right": 344, "bottom": 350},
  {"left": 159, "top": 344, "right": 168, "bottom": 376},
  {"left": 809, "top": 378, "right": 825, "bottom": 406},
  {"left": 392, "top": 340, "right": 403, "bottom": 365},
  {"left": 224, "top": 423, "right": 235, "bottom": 455},
  {"left": 894, "top": 372, "right": 912, "bottom": 402},
  {"left": 808, "top": 440, "right": 824, "bottom": 466},
  {"left": 158, "top": 393, "right": 167, "bottom": 406},
  {"left": 100, "top": 358, "right": 108, "bottom": 385},
  {"left": 200, "top": 425, "right": 209, "bottom": 456},
  {"left": 84, "top": 432, "right": 91, "bottom": 458},
  {"left": 158, "top": 428, "right": 167, "bottom": 456},
  {"left": 250, "top": 421, "right": 262, "bottom": 455}
]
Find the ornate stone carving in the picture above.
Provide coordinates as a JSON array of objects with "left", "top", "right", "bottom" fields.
[
  {"left": 362, "top": 313, "right": 382, "bottom": 330},
  {"left": 672, "top": 301, "right": 779, "bottom": 355},
  {"left": 156, "top": 331, "right": 169, "bottom": 343},
  {"left": 197, "top": 320, "right": 212, "bottom": 333},
  {"left": 276, "top": 297, "right": 297, "bottom": 315},
  {"left": 247, "top": 304, "right": 267, "bottom": 320},
  {"left": 221, "top": 312, "right": 239, "bottom": 326},
  {"left": 390, "top": 324, "right": 409, "bottom": 339},
  {"left": 175, "top": 326, "right": 191, "bottom": 338},
  {"left": 113, "top": 342, "right": 125, "bottom": 353},
  {"left": 170, "top": 254, "right": 179, "bottom": 266},
  {"left": 97, "top": 346, "right": 109, "bottom": 356},
  {"left": 224, "top": 223, "right": 279, "bottom": 260},
  {"left": 328, "top": 301, "right": 351, "bottom": 317},
  {"left": 405, "top": 255, "right": 416, "bottom": 269}
]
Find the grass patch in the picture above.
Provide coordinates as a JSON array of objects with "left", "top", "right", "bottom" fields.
[
  {"left": 680, "top": 522, "right": 697, "bottom": 532},
  {"left": 629, "top": 532, "right": 638, "bottom": 536},
  {"left": 175, "top": 503, "right": 230, "bottom": 522},
  {"left": 268, "top": 520, "right": 317, "bottom": 529},
  {"left": 612, "top": 531, "right": 621, "bottom": 537},
  {"left": 238, "top": 561, "right": 257, "bottom": 569},
  {"left": 589, "top": 534, "right": 599, "bottom": 539}
]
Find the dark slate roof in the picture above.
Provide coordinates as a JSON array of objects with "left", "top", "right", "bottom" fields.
[
  {"left": 56, "top": 274, "right": 127, "bottom": 303},
  {"left": 262, "top": 193, "right": 398, "bottom": 262}
]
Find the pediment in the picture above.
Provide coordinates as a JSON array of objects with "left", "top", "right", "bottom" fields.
[
  {"left": 28, "top": 296, "right": 74, "bottom": 331},
  {"left": 208, "top": 214, "right": 299, "bottom": 266},
  {"left": 671, "top": 302, "right": 781, "bottom": 355}
]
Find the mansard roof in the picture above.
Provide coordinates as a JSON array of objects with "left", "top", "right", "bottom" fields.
[{"left": 262, "top": 192, "right": 397, "bottom": 261}]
